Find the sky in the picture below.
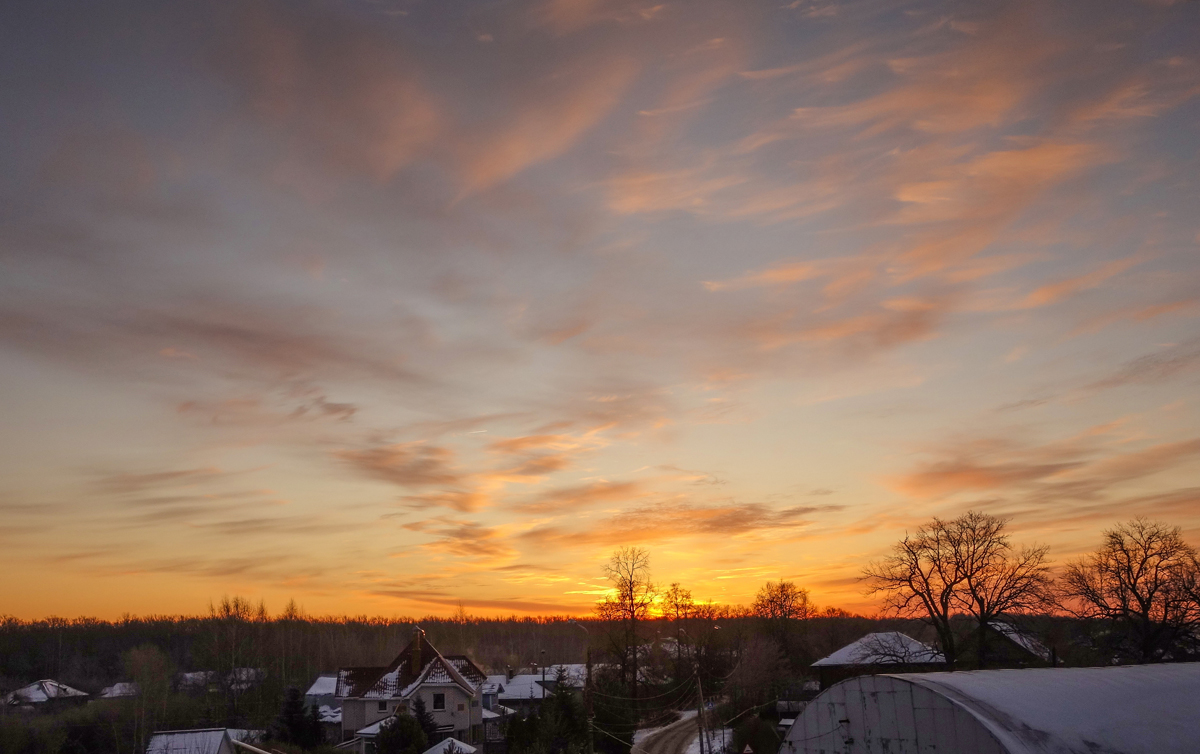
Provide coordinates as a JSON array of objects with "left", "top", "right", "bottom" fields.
[{"left": 2, "top": 0, "right": 1199, "bottom": 620}]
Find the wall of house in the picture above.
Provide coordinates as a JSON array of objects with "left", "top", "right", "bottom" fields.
[
  {"left": 412, "top": 684, "right": 482, "bottom": 742},
  {"left": 342, "top": 687, "right": 483, "bottom": 743}
]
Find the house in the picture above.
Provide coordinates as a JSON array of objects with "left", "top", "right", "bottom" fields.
[
  {"left": 486, "top": 664, "right": 585, "bottom": 716},
  {"left": 145, "top": 728, "right": 263, "bottom": 754},
  {"left": 781, "top": 664, "right": 1200, "bottom": 754},
  {"left": 177, "top": 671, "right": 218, "bottom": 694},
  {"left": 335, "top": 628, "right": 487, "bottom": 748},
  {"left": 227, "top": 668, "right": 266, "bottom": 693},
  {"left": 810, "top": 632, "right": 945, "bottom": 689},
  {"left": 3, "top": 679, "right": 89, "bottom": 710},
  {"left": 306, "top": 673, "right": 343, "bottom": 743},
  {"left": 354, "top": 727, "right": 477, "bottom": 754}
]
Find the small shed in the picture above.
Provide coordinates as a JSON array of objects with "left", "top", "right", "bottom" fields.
[
  {"left": 781, "top": 663, "right": 1200, "bottom": 754},
  {"left": 810, "top": 632, "right": 945, "bottom": 689}
]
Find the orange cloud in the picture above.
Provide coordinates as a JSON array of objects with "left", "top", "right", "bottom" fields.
[
  {"left": 1017, "top": 255, "right": 1142, "bottom": 308},
  {"left": 337, "top": 442, "right": 461, "bottom": 487},
  {"left": 459, "top": 58, "right": 638, "bottom": 194}
]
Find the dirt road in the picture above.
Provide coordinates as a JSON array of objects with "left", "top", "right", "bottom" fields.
[{"left": 634, "top": 715, "right": 700, "bottom": 754}]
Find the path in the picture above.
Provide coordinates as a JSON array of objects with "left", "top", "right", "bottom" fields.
[{"left": 634, "top": 714, "right": 701, "bottom": 754}]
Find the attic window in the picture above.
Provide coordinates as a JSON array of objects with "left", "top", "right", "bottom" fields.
[
  {"left": 433, "top": 693, "right": 445, "bottom": 710},
  {"left": 378, "top": 701, "right": 388, "bottom": 712}
]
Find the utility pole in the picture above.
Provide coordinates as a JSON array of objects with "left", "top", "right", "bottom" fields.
[
  {"left": 571, "top": 620, "right": 595, "bottom": 754},
  {"left": 695, "top": 668, "right": 706, "bottom": 754}
]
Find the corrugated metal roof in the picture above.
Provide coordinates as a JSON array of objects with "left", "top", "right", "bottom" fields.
[
  {"left": 901, "top": 664, "right": 1200, "bottom": 754},
  {"left": 145, "top": 729, "right": 262, "bottom": 754}
]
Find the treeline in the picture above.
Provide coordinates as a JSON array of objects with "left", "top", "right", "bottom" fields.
[
  {"left": 0, "top": 602, "right": 606, "bottom": 703},
  {"left": 3, "top": 515, "right": 1197, "bottom": 754}
]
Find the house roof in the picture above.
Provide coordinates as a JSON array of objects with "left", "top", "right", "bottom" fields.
[
  {"left": 177, "top": 671, "right": 217, "bottom": 690},
  {"left": 445, "top": 656, "right": 488, "bottom": 686},
  {"left": 318, "top": 704, "right": 342, "bottom": 724},
  {"left": 356, "top": 718, "right": 390, "bottom": 737},
  {"left": 4, "top": 679, "right": 89, "bottom": 704},
  {"left": 100, "top": 682, "right": 138, "bottom": 698},
  {"left": 423, "top": 738, "right": 477, "bottom": 754},
  {"left": 305, "top": 674, "right": 338, "bottom": 697},
  {"left": 145, "top": 728, "right": 261, "bottom": 754},
  {"left": 992, "top": 621, "right": 1051, "bottom": 661},
  {"left": 497, "top": 674, "right": 549, "bottom": 700},
  {"left": 811, "top": 632, "right": 944, "bottom": 667},
  {"left": 337, "top": 633, "right": 487, "bottom": 700}
]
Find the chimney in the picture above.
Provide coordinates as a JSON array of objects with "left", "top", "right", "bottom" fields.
[
  {"left": 411, "top": 627, "right": 423, "bottom": 676},
  {"left": 506, "top": 665, "right": 513, "bottom": 682}
]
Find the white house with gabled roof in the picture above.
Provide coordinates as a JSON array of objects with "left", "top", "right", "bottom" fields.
[{"left": 336, "top": 628, "right": 486, "bottom": 748}]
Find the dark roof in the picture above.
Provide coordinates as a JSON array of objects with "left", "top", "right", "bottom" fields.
[
  {"left": 445, "top": 656, "right": 488, "bottom": 686},
  {"left": 336, "top": 634, "right": 487, "bottom": 699}
]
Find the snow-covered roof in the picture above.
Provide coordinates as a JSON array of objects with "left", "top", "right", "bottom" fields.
[
  {"left": 4, "top": 679, "right": 89, "bottom": 704},
  {"left": 177, "top": 671, "right": 217, "bottom": 690},
  {"left": 356, "top": 718, "right": 389, "bottom": 737},
  {"left": 423, "top": 738, "right": 477, "bottom": 754},
  {"left": 364, "top": 654, "right": 474, "bottom": 699},
  {"left": 305, "top": 674, "right": 338, "bottom": 697},
  {"left": 496, "top": 674, "right": 548, "bottom": 700},
  {"left": 338, "top": 633, "right": 485, "bottom": 700},
  {"left": 812, "top": 632, "right": 944, "bottom": 667},
  {"left": 145, "top": 729, "right": 262, "bottom": 754},
  {"left": 445, "top": 657, "right": 488, "bottom": 686},
  {"left": 992, "top": 621, "right": 1051, "bottom": 661},
  {"left": 100, "top": 682, "right": 138, "bottom": 698},
  {"left": 318, "top": 704, "right": 342, "bottom": 724},
  {"left": 898, "top": 664, "right": 1200, "bottom": 753}
]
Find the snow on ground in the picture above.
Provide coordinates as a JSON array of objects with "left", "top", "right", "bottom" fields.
[
  {"left": 632, "top": 710, "right": 696, "bottom": 745},
  {"left": 684, "top": 727, "right": 732, "bottom": 754}
]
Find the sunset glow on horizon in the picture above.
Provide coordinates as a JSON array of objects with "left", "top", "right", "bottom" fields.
[{"left": 2, "top": 0, "right": 1199, "bottom": 620}]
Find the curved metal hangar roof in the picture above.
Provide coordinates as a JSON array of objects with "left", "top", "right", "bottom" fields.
[{"left": 780, "top": 663, "right": 1200, "bottom": 754}]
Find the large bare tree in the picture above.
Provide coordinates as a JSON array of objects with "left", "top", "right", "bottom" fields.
[
  {"left": 863, "top": 511, "right": 1052, "bottom": 669},
  {"left": 596, "top": 546, "right": 655, "bottom": 716},
  {"left": 752, "top": 580, "right": 816, "bottom": 663},
  {"left": 662, "top": 582, "right": 694, "bottom": 679},
  {"left": 1059, "top": 518, "right": 1200, "bottom": 663}
]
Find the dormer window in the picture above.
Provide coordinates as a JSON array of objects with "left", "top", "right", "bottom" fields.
[{"left": 433, "top": 693, "right": 445, "bottom": 710}]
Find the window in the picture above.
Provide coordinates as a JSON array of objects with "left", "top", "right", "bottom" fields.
[
  {"left": 457, "top": 703, "right": 465, "bottom": 711},
  {"left": 378, "top": 701, "right": 388, "bottom": 712},
  {"left": 433, "top": 693, "right": 445, "bottom": 710}
]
